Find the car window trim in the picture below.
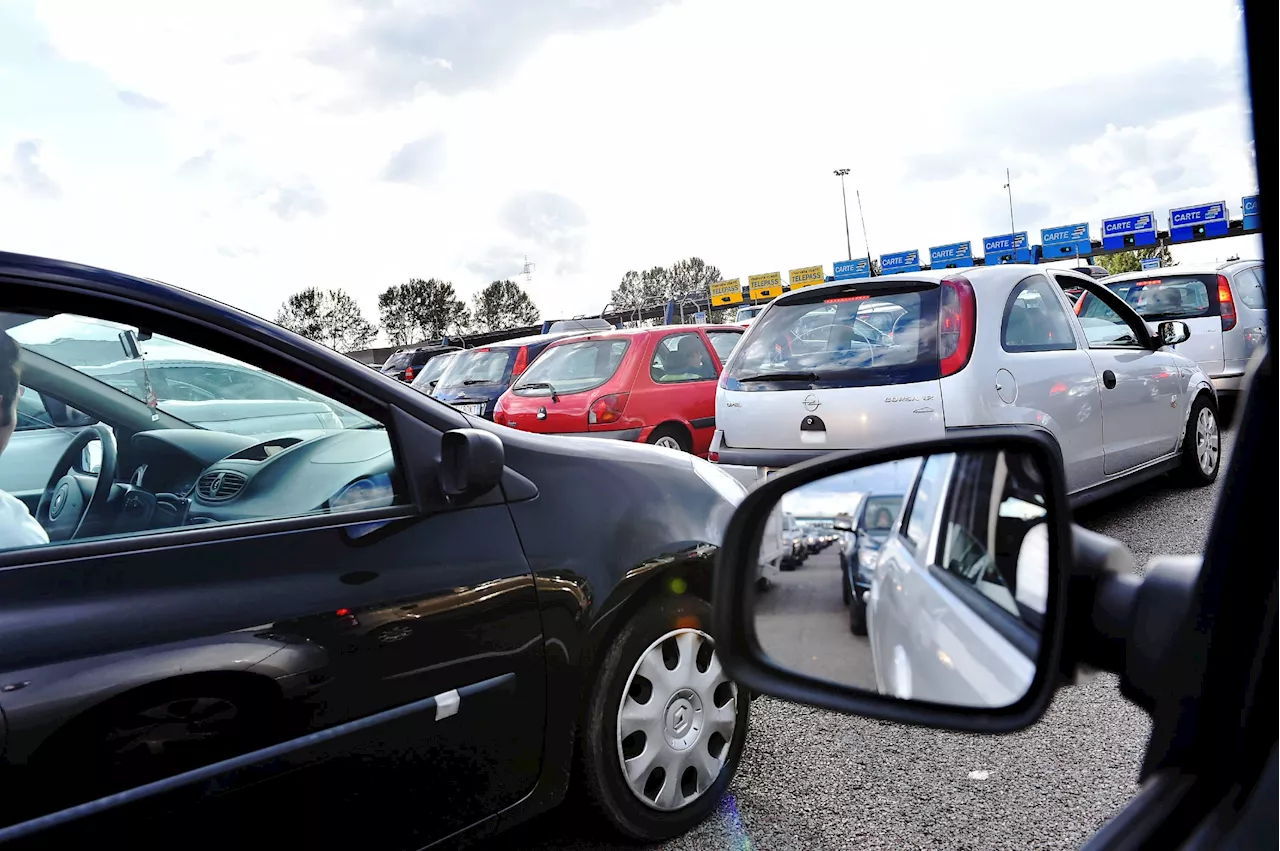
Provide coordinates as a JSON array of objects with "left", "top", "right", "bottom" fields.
[{"left": 1001, "top": 275, "right": 1081, "bottom": 354}]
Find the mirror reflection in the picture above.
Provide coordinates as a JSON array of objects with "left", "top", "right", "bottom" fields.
[{"left": 754, "top": 449, "right": 1052, "bottom": 709}]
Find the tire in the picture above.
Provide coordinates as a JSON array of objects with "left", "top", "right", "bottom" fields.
[
  {"left": 849, "top": 594, "right": 868, "bottom": 636},
  {"left": 840, "top": 559, "right": 852, "bottom": 606},
  {"left": 755, "top": 576, "right": 772, "bottom": 593},
  {"left": 578, "top": 595, "right": 750, "bottom": 842},
  {"left": 1179, "top": 395, "right": 1221, "bottom": 485},
  {"left": 647, "top": 424, "right": 693, "bottom": 454}
]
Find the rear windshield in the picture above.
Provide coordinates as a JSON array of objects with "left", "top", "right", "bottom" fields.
[
  {"left": 511, "top": 339, "right": 630, "bottom": 396},
  {"left": 409, "top": 353, "right": 456, "bottom": 389},
  {"left": 1092, "top": 274, "right": 1217, "bottom": 321},
  {"left": 434, "top": 348, "right": 515, "bottom": 391},
  {"left": 860, "top": 496, "right": 903, "bottom": 531},
  {"left": 723, "top": 285, "right": 940, "bottom": 390},
  {"left": 382, "top": 351, "right": 414, "bottom": 370}
]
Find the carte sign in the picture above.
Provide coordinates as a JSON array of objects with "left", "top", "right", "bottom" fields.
[
  {"left": 1169, "top": 200, "right": 1227, "bottom": 242},
  {"left": 879, "top": 250, "right": 921, "bottom": 275},
  {"left": 709, "top": 279, "right": 743, "bottom": 306},
  {"left": 1101, "top": 211, "right": 1156, "bottom": 250},
  {"left": 833, "top": 258, "right": 870, "bottom": 280},
  {"left": 788, "top": 265, "right": 825, "bottom": 290},
  {"left": 749, "top": 272, "right": 783, "bottom": 300}
]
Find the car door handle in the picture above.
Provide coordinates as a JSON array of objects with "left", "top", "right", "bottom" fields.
[{"left": 1102, "top": 370, "right": 1117, "bottom": 389}]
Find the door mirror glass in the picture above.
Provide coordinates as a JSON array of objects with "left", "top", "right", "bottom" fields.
[
  {"left": 81, "top": 439, "right": 102, "bottom": 475},
  {"left": 750, "top": 448, "right": 1056, "bottom": 709},
  {"left": 41, "top": 394, "right": 98, "bottom": 428},
  {"left": 1158, "top": 320, "right": 1191, "bottom": 346}
]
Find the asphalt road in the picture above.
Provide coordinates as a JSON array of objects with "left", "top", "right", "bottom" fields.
[{"left": 488, "top": 426, "right": 1237, "bottom": 851}]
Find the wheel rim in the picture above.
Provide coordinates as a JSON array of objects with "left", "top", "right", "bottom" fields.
[
  {"left": 654, "top": 436, "right": 682, "bottom": 450},
  {"left": 105, "top": 696, "right": 241, "bottom": 760},
  {"left": 616, "top": 628, "right": 737, "bottom": 811},
  {"left": 1195, "top": 407, "right": 1219, "bottom": 475}
]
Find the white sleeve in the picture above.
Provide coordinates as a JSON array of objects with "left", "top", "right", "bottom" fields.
[{"left": 0, "top": 491, "right": 49, "bottom": 550}]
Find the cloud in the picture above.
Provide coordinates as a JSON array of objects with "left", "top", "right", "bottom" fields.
[
  {"left": 264, "top": 181, "right": 326, "bottom": 220},
  {"left": 5, "top": 140, "right": 61, "bottom": 199},
  {"left": 498, "top": 190, "right": 589, "bottom": 273},
  {"left": 117, "top": 89, "right": 167, "bottom": 110},
  {"left": 379, "top": 135, "right": 445, "bottom": 185},
  {"left": 308, "top": 0, "right": 670, "bottom": 103},
  {"left": 177, "top": 149, "right": 216, "bottom": 177},
  {"left": 464, "top": 245, "right": 526, "bottom": 283},
  {"left": 216, "top": 244, "right": 261, "bottom": 258}
]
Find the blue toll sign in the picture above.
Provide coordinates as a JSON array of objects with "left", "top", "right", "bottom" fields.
[
  {"left": 1040, "top": 223, "right": 1092, "bottom": 259},
  {"left": 1140, "top": 257, "right": 1160, "bottom": 271},
  {"left": 982, "top": 232, "right": 1030, "bottom": 265},
  {"left": 1243, "top": 195, "right": 1260, "bottom": 231},
  {"left": 928, "top": 241, "right": 974, "bottom": 269},
  {"left": 833, "top": 258, "right": 870, "bottom": 280},
  {"left": 1102, "top": 212, "right": 1156, "bottom": 250},
  {"left": 1169, "top": 201, "right": 1227, "bottom": 243},
  {"left": 879, "top": 250, "right": 921, "bottom": 275}
]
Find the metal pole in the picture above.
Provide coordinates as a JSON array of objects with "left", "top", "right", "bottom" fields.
[
  {"left": 856, "top": 189, "right": 873, "bottom": 272},
  {"left": 834, "top": 169, "right": 853, "bottom": 261},
  {"left": 1005, "top": 168, "right": 1016, "bottom": 236}
]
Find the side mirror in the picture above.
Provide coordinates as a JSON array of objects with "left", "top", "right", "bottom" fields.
[
  {"left": 711, "top": 429, "right": 1071, "bottom": 733},
  {"left": 833, "top": 516, "right": 853, "bottom": 532},
  {"left": 440, "top": 428, "right": 505, "bottom": 503},
  {"left": 42, "top": 395, "right": 98, "bottom": 428},
  {"left": 1157, "top": 320, "right": 1191, "bottom": 347}
]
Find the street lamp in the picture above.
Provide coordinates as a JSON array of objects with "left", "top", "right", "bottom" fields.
[{"left": 833, "top": 169, "right": 853, "bottom": 261}]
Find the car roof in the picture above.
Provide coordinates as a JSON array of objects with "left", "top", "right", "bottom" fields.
[
  {"left": 540, "top": 325, "right": 742, "bottom": 345},
  {"left": 1105, "top": 259, "right": 1262, "bottom": 284},
  {"left": 773, "top": 264, "right": 1041, "bottom": 305}
]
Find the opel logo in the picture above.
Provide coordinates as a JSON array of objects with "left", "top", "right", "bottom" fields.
[
  {"left": 802, "top": 394, "right": 821, "bottom": 412},
  {"left": 536, "top": 406, "right": 547, "bottom": 420},
  {"left": 49, "top": 483, "right": 68, "bottom": 519}
]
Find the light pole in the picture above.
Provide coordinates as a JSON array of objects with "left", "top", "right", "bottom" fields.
[
  {"left": 1003, "top": 167, "right": 1016, "bottom": 236},
  {"left": 856, "top": 189, "right": 873, "bottom": 274},
  {"left": 833, "top": 169, "right": 853, "bottom": 261}
]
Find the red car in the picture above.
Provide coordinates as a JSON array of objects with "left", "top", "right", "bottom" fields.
[{"left": 493, "top": 325, "right": 744, "bottom": 455}]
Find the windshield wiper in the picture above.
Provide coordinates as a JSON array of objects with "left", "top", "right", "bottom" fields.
[
  {"left": 517, "top": 381, "right": 560, "bottom": 402},
  {"left": 736, "top": 371, "right": 821, "bottom": 383},
  {"left": 461, "top": 379, "right": 496, "bottom": 385}
]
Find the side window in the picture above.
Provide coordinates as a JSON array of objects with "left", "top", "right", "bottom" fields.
[
  {"left": 1064, "top": 284, "right": 1147, "bottom": 349},
  {"left": 1235, "top": 266, "right": 1267, "bottom": 310},
  {"left": 650, "top": 333, "right": 717, "bottom": 383},
  {"left": 902, "top": 454, "right": 952, "bottom": 561},
  {"left": 705, "top": 330, "right": 742, "bottom": 365},
  {"left": 15, "top": 387, "right": 53, "bottom": 431},
  {"left": 1002, "top": 277, "right": 1077, "bottom": 352},
  {"left": 1, "top": 310, "right": 409, "bottom": 556}
]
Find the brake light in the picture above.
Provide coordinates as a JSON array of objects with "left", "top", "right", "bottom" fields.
[
  {"left": 938, "top": 276, "right": 976, "bottom": 378},
  {"left": 588, "top": 393, "right": 629, "bottom": 425},
  {"left": 708, "top": 451, "right": 719, "bottom": 462},
  {"left": 511, "top": 346, "right": 530, "bottom": 378},
  {"left": 825, "top": 295, "right": 870, "bottom": 304},
  {"left": 404, "top": 365, "right": 415, "bottom": 382},
  {"left": 1217, "top": 274, "right": 1236, "bottom": 331}
]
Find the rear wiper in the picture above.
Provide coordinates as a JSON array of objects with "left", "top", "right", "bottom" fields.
[
  {"left": 736, "top": 371, "right": 820, "bottom": 382},
  {"left": 461, "top": 379, "right": 496, "bottom": 385},
  {"left": 517, "top": 381, "right": 559, "bottom": 402}
]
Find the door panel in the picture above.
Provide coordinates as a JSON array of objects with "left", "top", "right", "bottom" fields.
[
  {"left": 1084, "top": 349, "right": 1181, "bottom": 473},
  {"left": 0, "top": 504, "right": 545, "bottom": 846}
]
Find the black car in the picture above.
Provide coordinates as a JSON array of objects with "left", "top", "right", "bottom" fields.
[
  {"left": 378, "top": 344, "right": 461, "bottom": 383},
  {"left": 0, "top": 251, "right": 752, "bottom": 850},
  {"left": 431, "top": 332, "right": 577, "bottom": 420},
  {"left": 837, "top": 492, "right": 904, "bottom": 635}
]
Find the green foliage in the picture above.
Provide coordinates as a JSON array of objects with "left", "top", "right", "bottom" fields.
[
  {"left": 377, "top": 278, "right": 470, "bottom": 345},
  {"left": 276, "top": 287, "right": 376, "bottom": 351},
  {"left": 471, "top": 279, "right": 541, "bottom": 333},
  {"left": 1098, "top": 244, "right": 1177, "bottom": 275}
]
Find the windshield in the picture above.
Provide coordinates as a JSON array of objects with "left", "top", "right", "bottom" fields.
[
  {"left": 381, "top": 351, "right": 414, "bottom": 371},
  {"left": 724, "top": 287, "right": 939, "bottom": 389},
  {"left": 735, "top": 305, "right": 764, "bottom": 322},
  {"left": 7, "top": 312, "right": 376, "bottom": 432},
  {"left": 435, "top": 347, "right": 515, "bottom": 391},
  {"left": 409, "top": 353, "right": 456, "bottom": 390},
  {"left": 860, "top": 496, "right": 903, "bottom": 532},
  {"left": 512, "top": 339, "right": 630, "bottom": 396},
  {"left": 1099, "top": 275, "right": 1217, "bottom": 321}
]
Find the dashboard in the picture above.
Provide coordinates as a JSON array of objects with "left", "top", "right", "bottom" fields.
[{"left": 122, "top": 427, "right": 399, "bottom": 533}]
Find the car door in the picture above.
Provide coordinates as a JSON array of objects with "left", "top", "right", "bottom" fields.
[
  {"left": 1058, "top": 279, "right": 1182, "bottom": 475},
  {"left": 647, "top": 331, "right": 721, "bottom": 454},
  {"left": 0, "top": 298, "right": 545, "bottom": 848}
]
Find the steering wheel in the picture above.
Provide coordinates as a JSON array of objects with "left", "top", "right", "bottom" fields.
[{"left": 36, "top": 425, "right": 119, "bottom": 542}]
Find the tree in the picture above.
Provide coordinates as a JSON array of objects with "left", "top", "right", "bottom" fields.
[
  {"left": 870, "top": 259, "right": 882, "bottom": 277},
  {"left": 377, "top": 278, "right": 471, "bottom": 344},
  {"left": 471, "top": 279, "right": 541, "bottom": 333},
  {"left": 608, "top": 258, "right": 728, "bottom": 326},
  {"left": 276, "top": 287, "right": 377, "bottom": 351},
  {"left": 1097, "top": 245, "right": 1177, "bottom": 275}
]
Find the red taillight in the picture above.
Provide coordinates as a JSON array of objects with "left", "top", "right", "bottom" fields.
[
  {"left": 511, "top": 346, "right": 529, "bottom": 378},
  {"left": 708, "top": 451, "right": 719, "bottom": 462},
  {"left": 588, "top": 392, "right": 629, "bottom": 425},
  {"left": 939, "top": 276, "right": 976, "bottom": 378},
  {"left": 1217, "top": 274, "right": 1236, "bottom": 331},
  {"left": 404, "top": 366, "right": 415, "bottom": 382}
]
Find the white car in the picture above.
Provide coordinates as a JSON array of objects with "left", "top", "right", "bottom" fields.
[{"left": 709, "top": 264, "right": 1221, "bottom": 507}]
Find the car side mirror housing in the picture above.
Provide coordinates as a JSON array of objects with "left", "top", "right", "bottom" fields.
[
  {"left": 42, "top": 395, "right": 98, "bottom": 428},
  {"left": 711, "top": 428, "right": 1072, "bottom": 734},
  {"left": 440, "top": 428, "right": 505, "bottom": 503},
  {"left": 1157, "top": 320, "right": 1191, "bottom": 347}
]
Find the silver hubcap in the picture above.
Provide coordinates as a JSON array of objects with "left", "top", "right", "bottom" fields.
[
  {"left": 616, "top": 628, "right": 737, "bottom": 811},
  {"left": 1195, "top": 407, "right": 1219, "bottom": 475},
  {"left": 654, "top": 436, "right": 682, "bottom": 450}
]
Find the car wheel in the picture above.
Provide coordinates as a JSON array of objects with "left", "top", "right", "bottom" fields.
[
  {"left": 1180, "top": 395, "right": 1221, "bottom": 485},
  {"left": 849, "top": 594, "right": 868, "bottom": 636},
  {"left": 647, "top": 424, "right": 693, "bottom": 454},
  {"left": 578, "top": 595, "right": 749, "bottom": 842},
  {"left": 840, "top": 561, "right": 852, "bottom": 606}
]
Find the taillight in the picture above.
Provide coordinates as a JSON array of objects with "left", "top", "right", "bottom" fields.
[
  {"left": 939, "top": 276, "right": 977, "bottom": 377},
  {"left": 404, "top": 366, "right": 415, "bottom": 382},
  {"left": 1217, "top": 274, "right": 1236, "bottom": 331},
  {"left": 511, "top": 346, "right": 530, "bottom": 378},
  {"left": 588, "top": 393, "right": 629, "bottom": 425}
]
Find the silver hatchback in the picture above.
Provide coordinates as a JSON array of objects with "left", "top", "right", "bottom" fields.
[{"left": 711, "top": 264, "right": 1222, "bottom": 505}]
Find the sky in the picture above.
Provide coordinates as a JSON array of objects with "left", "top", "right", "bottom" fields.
[
  {"left": 782, "top": 458, "right": 923, "bottom": 517},
  {"left": 0, "top": 0, "right": 1261, "bottom": 342}
]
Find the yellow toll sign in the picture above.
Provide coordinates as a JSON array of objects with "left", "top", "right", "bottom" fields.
[
  {"left": 748, "top": 272, "right": 783, "bottom": 301},
  {"left": 789, "top": 265, "right": 825, "bottom": 290},
  {"left": 709, "top": 278, "right": 744, "bottom": 306}
]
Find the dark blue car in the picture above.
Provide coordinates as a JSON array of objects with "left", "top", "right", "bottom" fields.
[
  {"left": 840, "top": 492, "right": 905, "bottom": 635},
  {"left": 431, "top": 331, "right": 579, "bottom": 420}
]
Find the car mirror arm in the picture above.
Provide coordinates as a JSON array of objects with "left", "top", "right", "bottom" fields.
[{"left": 1061, "top": 524, "right": 1201, "bottom": 719}]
